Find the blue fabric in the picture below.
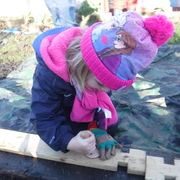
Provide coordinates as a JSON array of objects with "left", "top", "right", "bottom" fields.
[
  {"left": 44, "top": 0, "right": 77, "bottom": 27},
  {"left": 169, "top": 0, "right": 179, "bottom": 7},
  {"left": 30, "top": 54, "right": 90, "bottom": 152},
  {"left": 32, "top": 27, "right": 70, "bottom": 58},
  {"left": 30, "top": 55, "right": 118, "bottom": 152}
]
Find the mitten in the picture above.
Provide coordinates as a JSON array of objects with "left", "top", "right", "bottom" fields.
[{"left": 88, "top": 121, "right": 122, "bottom": 160}]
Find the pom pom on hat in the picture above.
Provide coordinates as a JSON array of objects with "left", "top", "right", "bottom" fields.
[{"left": 143, "top": 14, "right": 175, "bottom": 47}]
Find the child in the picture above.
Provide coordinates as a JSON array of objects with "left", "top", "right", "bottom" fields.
[{"left": 30, "top": 11, "right": 174, "bottom": 160}]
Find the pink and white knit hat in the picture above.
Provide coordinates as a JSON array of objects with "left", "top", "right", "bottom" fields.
[{"left": 80, "top": 11, "right": 174, "bottom": 91}]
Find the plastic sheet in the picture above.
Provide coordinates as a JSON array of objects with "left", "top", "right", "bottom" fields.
[
  {"left": 112, "top": 44, "right": 180, "bottom": 153},
  {"left": 0, "top": 44, "right": 179, "bottom": 153}
]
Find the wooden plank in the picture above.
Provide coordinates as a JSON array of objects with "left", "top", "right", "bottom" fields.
[
  {"left": 117, "top": 149, "right": 146, "bottom": 175},
  {"left": 0, "top": 128, "right": 119, "bottom": 171},
  {"left": 145, "top": 156, "right": 180, "bottom": 180},
  {"left": 0, "top": 128, "right": 146, "bottom": 173},
  {"left": 0, "top": 128, "right": 180, "bottom": 179},
  {"left": 127, "top": 149, "right": 146, "bottom": 175}
]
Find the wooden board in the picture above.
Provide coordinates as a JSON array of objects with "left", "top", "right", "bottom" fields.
[
  {"left": 145, "top": 156, "right": 180, "bottom": 180},
  {"left": 0, "top": 128, "right": 179, "bottom": 179}
]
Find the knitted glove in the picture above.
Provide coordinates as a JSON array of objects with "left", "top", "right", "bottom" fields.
[{"left": 88, "top": 121, "right": 122, "bottom": 160}]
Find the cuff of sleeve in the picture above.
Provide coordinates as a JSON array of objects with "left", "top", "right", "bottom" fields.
[
  {"left": 58, "top": 133, "right": 74, "bottom": 153},
  {"left": 88, "top": 121, "right": 99, "bottom": 130}
]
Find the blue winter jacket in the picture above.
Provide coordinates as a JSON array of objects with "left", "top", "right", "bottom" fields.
[
  {"left": 30, "top": 27, "right": 90, "bottom": 153},
  {"left": 30, "top": 27, "right": 118, "bottom": 153}
]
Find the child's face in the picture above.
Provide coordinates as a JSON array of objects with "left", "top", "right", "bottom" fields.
[{"left": 85, "top": 73, "right": 110, "bottom": 92}]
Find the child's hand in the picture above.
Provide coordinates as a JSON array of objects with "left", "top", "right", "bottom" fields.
[
  {"left": 67, "top": 130, "right": 96, "bottom": 155},
  {"left": 91, "top": 129, "right": 122, "bottom": 160}
]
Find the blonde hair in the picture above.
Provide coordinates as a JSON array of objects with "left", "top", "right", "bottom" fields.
[{"left": 66, "top": 33, "right": 91, "bottom": 93}]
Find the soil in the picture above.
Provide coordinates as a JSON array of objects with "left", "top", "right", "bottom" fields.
[
  {"left": 0, "top": 31, "right": 36, "bottom": 79},
  {"left": 0, "top": 18, "right": 51, "bottom": 80}
]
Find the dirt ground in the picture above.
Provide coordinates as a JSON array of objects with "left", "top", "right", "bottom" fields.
[
  {"left": 0, "top": 17, "right": 51, "bottom": 80},
  {"left": 0, "top": 32, "right": 36, "bottom": 79}
]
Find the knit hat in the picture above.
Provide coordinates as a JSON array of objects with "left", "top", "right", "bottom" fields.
[{"left": 80, "top": 11, "right": 174, "bottom": 91}]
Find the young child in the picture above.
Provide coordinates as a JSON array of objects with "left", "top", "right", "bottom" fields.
[{"left": 30, "top": 11, "right": 174, "bottom": 160}]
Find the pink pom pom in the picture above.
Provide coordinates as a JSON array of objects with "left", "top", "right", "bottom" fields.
[{"left": 144, "top": 14, "right": 175, "bottom": 47}]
